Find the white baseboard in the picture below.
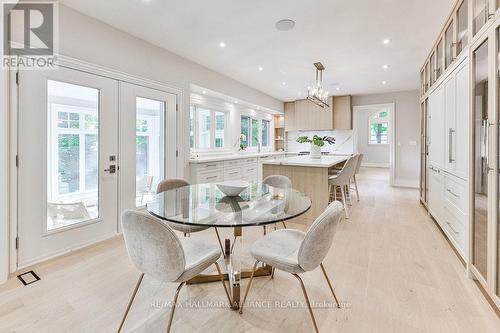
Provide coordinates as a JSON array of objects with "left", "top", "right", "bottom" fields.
[
  {"left": 393, "top": 179, "right": 419, "bottom": 189},
  {"left": 361, "top": 162, "right": 390, "bottom": 168}
]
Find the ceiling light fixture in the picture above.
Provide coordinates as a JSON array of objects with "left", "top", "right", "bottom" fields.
[
  {"left": 336, "top": 87, "right": 340, "bottom": 91},
  {"left": 202, "top": 90, "right": 207, "bottom": 94},
  {"left": 258, "top": 66, "right": 263, "bottom": 71},
  {"left": 219, "top": 42, "right": 226, "bottom": 48},
  {"left": 383, "top": 64, "right": 390, "bottom": 69},
  {"left": 282, "top": 82, "right": 286, "bottom": 86},
  {"left": 306, "top": 62, "right": 329, "bottom": 108},
  {"left": 382, "top": 81, "right": 387, "bottom": 85},
  {"left": 383, "top": 39, "right": 391, "bottom": 45},
  {"left": 275, "top": 19, "right": 295, "bottom": 31}
]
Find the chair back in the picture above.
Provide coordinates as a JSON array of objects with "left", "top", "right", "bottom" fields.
[
  {"left": 157, "top": 178, "right": 190, "bottom": 194},
  {"left": 332, "top": 155, "right": 358, "bottom": 184},
  {"left": 355, "top": 153, "right": 364, "bottom": 174},
  {"left": 298, "top": 201, "right": 343, "bottom": 271},
  {"left": 262, "top": 175, "right": 292, "bottom": 189},
  {"left": 121, "top": 210, "right": 185, "bottom": 282}
]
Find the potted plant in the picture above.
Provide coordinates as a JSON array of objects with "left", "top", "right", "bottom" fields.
[
  {"left": 239, "top": 134, "right": 247, "bottom": 151},
  {"left": 296, "top": 135, "right": 335, "bottom": 159}
]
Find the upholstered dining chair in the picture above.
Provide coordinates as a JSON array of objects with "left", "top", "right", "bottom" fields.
[
  {"left": 262, "top": 175, "right": 292, "bottom": 230},
  {"left": 351, "top": 153, "right": 363, "bottom": 202},
  {"left": 156, "top": 179, "right": 225, "bottom": 255},
  {"left": 239, "top": 201, "right": 344, "bottom": 333},
  {"left": 118, "top": 210, "right": 231, "bottom": 333},
  {"left": 328, "top": 155, "right": 359, "bottom": 219}
]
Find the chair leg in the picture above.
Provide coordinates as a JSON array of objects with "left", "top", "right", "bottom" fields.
[
  {"left": 292, "top": 274, "right": 319, "bottom": 333},
  {"left": 117, "top": 273, "right": 144, "bottom": 333},
  {"left": 282, "top": 221, "right": 287, "bottom": 229},
  {"left": 271, "top": 267, "right": 276, "bottom": 279},
  {"left": 214, "top": 262, "right": 232, "bottom": 305},
  {"left": 166, "top": 282, "right": 186, "bottom": 333},
  {"left": 214, "top": 228, "right": 225, "bottom": 257},
  {"left": 320, "top": 263, "right": 340, "bottom": 308},
  {"left": 353, "top": 175, "right": 360, "bottom": 202},
  {"left": 340, "top": 186, "right": 349, "bottom": 219},
  {"left": 239, "top": 260, "right": 259, "bottom": 314},
  {"left": 230, "top": 236, "right": 237, "bottom": 254}
]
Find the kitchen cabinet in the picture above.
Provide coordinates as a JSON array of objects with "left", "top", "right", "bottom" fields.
[
  {"left": 284, "top": 96, "right": 351, "bottom": 131},
  {"left": 428, "top": 84, "right": 445, "bottom": 169},
  {"left": 428, "top": 165, "right": 444, "bottom": 223}
]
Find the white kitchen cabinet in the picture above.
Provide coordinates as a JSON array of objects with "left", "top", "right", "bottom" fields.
[
  {"left": 428, "top": 84, "right": 445, "bottom": 169},
  {"left": 444, "top": 59, "right": 469, "bottom": 180},
  {"left": 428, "top": 165, "right": 444, "bottom": 223},
  {"left": 190, "top": 156, "right": 262, "bottom": 184}
]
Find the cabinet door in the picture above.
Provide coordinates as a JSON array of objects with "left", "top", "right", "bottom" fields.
[
  {"left": 428, "top": 166, "right": 444, "bottom": 223},
  {"left": 444, "top": 76, "right": 456, "bottom": 173},
  {"left": 428, "top": 86, "right": 446, "bottom": 169},
  {"left": 333, "top": 96, "right": 352, "bottom": 130},
  {"left": 454, "top": 61, "right": 470, "bottom": 179},
  {"left": 284, "top": 102, "right": 295, "bottom": 131}
]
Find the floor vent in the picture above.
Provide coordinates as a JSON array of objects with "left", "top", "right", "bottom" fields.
[{"left": 17, "top": 270, "right": 41, "bottom": 286}]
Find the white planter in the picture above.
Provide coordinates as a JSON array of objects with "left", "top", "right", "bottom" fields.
[{"left": 310, "top": 143, "right": 322, "bottom": 159}]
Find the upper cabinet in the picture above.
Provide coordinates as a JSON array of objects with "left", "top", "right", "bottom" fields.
[
  {"left": 473, "top": 0, "right": 489, "bottom": 35},
  {"left": 456, "top": 0, "right": 468, "bottom": 55},
  {"left": 436, "top": 38, "right": 445, "bottom": 81},
  {"left": 444, "top": 21, "right": 454, "bottom": 69},
  {"left": 284, "top": 96, "right": 352, "bottom": 131}
]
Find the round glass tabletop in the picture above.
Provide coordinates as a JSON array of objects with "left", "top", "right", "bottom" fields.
[{"left": 147, "top": 182, "right": 311, "bottom": 228}]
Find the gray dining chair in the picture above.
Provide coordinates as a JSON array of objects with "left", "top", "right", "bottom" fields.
[
  {"left": 263, "top": 175, "right": 292, "bottom": 230},
  {"left": 328, "top": 155, "right": 359, "bottom": 219},
  {"left": 118, "top": 210, "right": 231, "bottom": 333},
  {"left": 239, "top": 201, "right": 344, "bottom": 333},
  {"left": 157, "top": 179, "right": 225, "bottom": 256},
  {"left": 352, "top": 153, "right": 364, "bottom": 202}
]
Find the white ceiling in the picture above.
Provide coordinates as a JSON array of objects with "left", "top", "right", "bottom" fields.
[{"left": 60, "top": 0, "right": 454, "bottom": 101}]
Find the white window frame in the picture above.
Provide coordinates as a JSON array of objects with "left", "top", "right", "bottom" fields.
[
  {"left": 368, "top": 111, "right": 389, "bottom": 145},
  {"left": 190, "top": 104, "right": 228, "bottom": 151},
  {"left": 240, "top": 114, "right": 273, "bottom": 151}
]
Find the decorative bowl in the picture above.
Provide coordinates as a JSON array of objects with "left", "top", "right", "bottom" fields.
[{"left": 216, "top": 180, "right": 249, "bottom": 197}]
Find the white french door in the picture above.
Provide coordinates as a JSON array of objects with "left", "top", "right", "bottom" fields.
[
  {"left": 118, "top": 82, "right": 177, "bottom": 230},
  {"left": 17, "top": 66, "right": 119, "bottom": 267}
]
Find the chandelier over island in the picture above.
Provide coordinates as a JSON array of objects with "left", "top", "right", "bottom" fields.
[{"left": 307, "top": 62, "right": 330, "bottom": 108}]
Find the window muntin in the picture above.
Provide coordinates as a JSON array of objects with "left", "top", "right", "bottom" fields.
[
  {"left": 240, "top": 116, "right": 272, "bottom": 149},
  {"left": 368, "top": 110, "right": 389, "bottom": 145},
  {"left": 47, "top": 80, "right": 99, "bottom": 231},
  {"left": 190, "top": 105, "right": 227, "bottom": 150},
  {"left": 135, "top": 97, "right": 165, "bottom": 207}
]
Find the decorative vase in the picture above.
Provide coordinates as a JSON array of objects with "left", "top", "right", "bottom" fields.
[{"left": 310, "top": 143, "right": 321, "bottom": 159}]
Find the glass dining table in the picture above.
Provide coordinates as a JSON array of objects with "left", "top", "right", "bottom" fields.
[{"left": 147, "top": 182, "right": 311, "bottom": 309}]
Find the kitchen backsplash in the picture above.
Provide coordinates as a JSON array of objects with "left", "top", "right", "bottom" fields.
[{"left": 286, "top": 130, "right": 354, "bottom": 154}]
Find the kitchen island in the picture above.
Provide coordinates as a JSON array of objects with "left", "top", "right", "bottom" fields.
[{"left": 262, "top": 155, "right": 349, "bottom": 224}]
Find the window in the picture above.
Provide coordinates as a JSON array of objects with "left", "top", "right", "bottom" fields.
[
  {"left": 240, "top": 116, "right": 272, "bottom": 148},
  {"left": 135, "top": 97, "right": 165, "bottom": 207},
  {"left": 368, "top": 110, "right": 389, "bottom": 145},
  {"left": 47, "top": 80, "right": 100, "bottom": 231},
  {"left": 190, "top": 105, "right": 227, "bottom": 150}
]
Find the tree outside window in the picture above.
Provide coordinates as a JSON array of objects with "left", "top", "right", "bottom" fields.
[
  {"left": 368, "top": 110, "right": 389, "bottom": 145},
  {"left": 190, "top": 105, "right": 227, "bottom": 150}
]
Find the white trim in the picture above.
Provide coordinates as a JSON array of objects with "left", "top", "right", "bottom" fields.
[
  {"left": 361, "top": 162, "right": 390, "bottom": 168},
  {"left": 393, "top": 179, "right": 419, "bottom": 189},
  {"left": 353, "top": 103, "right": 396, "bottom": 186},
  {"left": 0, "top": 67, "right": 9, "bottom": 284}
]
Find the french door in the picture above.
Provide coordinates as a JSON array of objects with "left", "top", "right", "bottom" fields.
[
  {"left": 17, "top": 66, "right": 119, "bottom": 267},
  {"left": 16, "top": 66, "right": 178, "bottom": 267}
]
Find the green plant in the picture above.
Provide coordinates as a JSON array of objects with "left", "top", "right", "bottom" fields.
[{"left": 296, "top": 135, "right": 335, "bottom": 147}]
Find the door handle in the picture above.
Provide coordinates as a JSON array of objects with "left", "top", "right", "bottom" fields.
[
  {"left": 104, "top": 165, "right": 116, "bottom": 174},
  {"left": 448, "top": 128, "right": 455, "bottom": 163}
]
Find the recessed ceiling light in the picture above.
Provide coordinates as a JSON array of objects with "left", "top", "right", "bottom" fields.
[
  {"left": 258, "top": 66, "right": 263, "bottom": 71},
  {"left": 202, "top": 90, "right": 207, "bottom": 94},
  {"left": 234, "top": 100, "right": 238, "bottom": 104},
  {"left": 382, "top": 81, "right": 387, "bottom": 85},
  {"left": 275, "top": 19, "right": 295, "bottom": 31},
  {"left": 282, "top": 82, "right": 286, "bottom": 86},
  {"left": 336, "top": 87, "right": 340, "bottom": 91},
  {"left": 219, "top": 42, "right": 226, "bottom": 48},
  {"left": 383, "top": 39, "right": 391, "bottom": 45},
  {"left": 383, "top": 64, "right": 390, "bottom": 69}
]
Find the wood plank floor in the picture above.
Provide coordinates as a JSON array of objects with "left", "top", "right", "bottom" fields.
[{"left": 0, "top": 168, "right": 499, "bottom": 333}]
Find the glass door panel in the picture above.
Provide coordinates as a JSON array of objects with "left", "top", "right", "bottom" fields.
[
  {"left": 420, "top": 100, "right": 428, "bottom": 204},
  {"left": 457, "top": 0, "right": 468, "bottom": 55},
  {"left": 425, "top": 61, "right": 430, "bottom": 92},
  {"left": 421, "top": 69, "right": 425, "bottom": 96},
  {"left": 473, "top": 40, "right": 489, "bottom": 281},
  {"left": 436, "top": 39, "right": 444, "bottom": 80},
  {"left": 474, "top": 0, "right": 489, "bottom": 35},
  {"left": 445, "top": 22, "right": 454, "bottom": 68}
]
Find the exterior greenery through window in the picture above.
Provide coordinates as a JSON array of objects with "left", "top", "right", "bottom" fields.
[
  {"left": 240, "top": 115, "right": 271, "bottom": 149},
  {"left": 368, "top": 110, "right": 389, "bottom": 145},
  {"left": 190, "top": 105, "right": 227, "bottom": 150}
]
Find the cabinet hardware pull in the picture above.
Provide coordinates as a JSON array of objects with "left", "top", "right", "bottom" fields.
[
  {"left": 448, "top": 128, "right": 455, "bottom": 163},
  {"left": 205, "top": 164, "right": 217, "bottom": 167},
  {"left": 446, "top": 188, "right": 459, "bottom": 198},
  {"left": 206, "top": 176, "right": 218, "bottom": 180},
  {"left": 445, "top": 221, "right": 460, "bottom": 235}
]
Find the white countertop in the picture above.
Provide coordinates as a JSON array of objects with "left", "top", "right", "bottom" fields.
[
  {"left": 262, "top": 155, "right": 349, "bottom": 168},
  {"left": 188, "top": 151, "right": 297, "bottom": 164}
]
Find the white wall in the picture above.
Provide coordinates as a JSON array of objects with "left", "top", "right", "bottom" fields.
[
  {"left": 352, "top": 90, "right": 420, "bottom": 187},
  {"left": 354, "top": 106, "right": 390, "bottom": 167}
]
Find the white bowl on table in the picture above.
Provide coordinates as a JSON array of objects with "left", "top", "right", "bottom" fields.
[{"left": 216, "top": 180, "right": 249, "bottom": 197}]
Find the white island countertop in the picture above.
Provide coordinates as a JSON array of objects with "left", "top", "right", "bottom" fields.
[
  {"left": 189, "top": 151, "right": 298, "bottom": 164},
  {"left": 262, "top": 155, "right": 349, "bottom": 168}
]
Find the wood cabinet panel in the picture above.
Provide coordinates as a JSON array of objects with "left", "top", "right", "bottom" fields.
[{"left": 333, "top": 96, "right": 352, "bottom": 130}]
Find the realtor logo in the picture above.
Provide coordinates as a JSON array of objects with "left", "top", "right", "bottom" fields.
[{"left": 2, "top": 0, "right": 58, "bottom": 68}]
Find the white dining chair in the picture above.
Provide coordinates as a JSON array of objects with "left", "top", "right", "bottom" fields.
[
  {"left": 118, "top": 210, "right": 231, "bottom": 333},
  {"left": 352, "top": 153, "right": 363, "bottom": 202},
  {"left": 239, "top": 201, "right": 344, "bottom": 333},
  {"left": 157, "top": 179, "right": 225, "bottom": 256},
  {"left": 262, "top": 175, "right": 292, "bottom": 230},
  {"left": 328, "top": 155, "right": 359, "bottom": 219}
]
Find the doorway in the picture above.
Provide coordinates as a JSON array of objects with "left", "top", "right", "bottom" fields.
[{"left": 352, "top": 103, "right": 395, "bottom": 186}]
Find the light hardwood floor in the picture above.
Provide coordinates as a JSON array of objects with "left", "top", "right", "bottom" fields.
[{"left": 1, "top": 168, "right": 499, "bottom": 333}]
